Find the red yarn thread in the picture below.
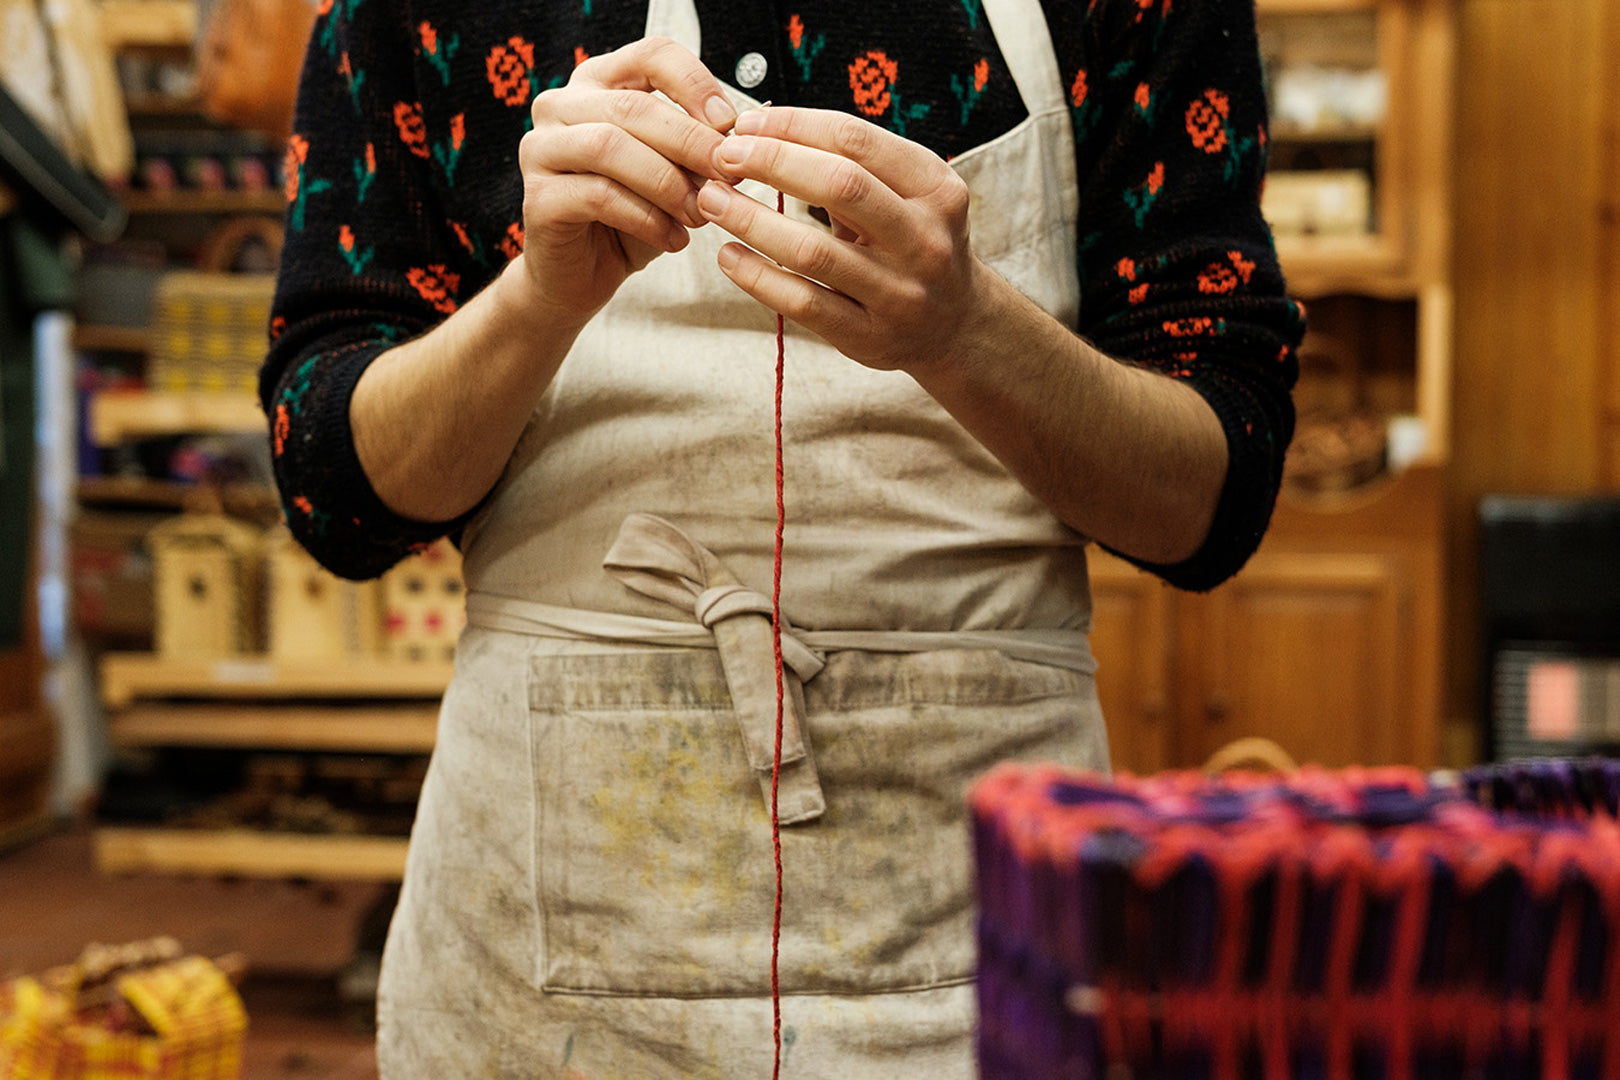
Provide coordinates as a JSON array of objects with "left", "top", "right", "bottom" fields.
[{"left": 771, "top": 186, "right": 787, "bottom": 1080}]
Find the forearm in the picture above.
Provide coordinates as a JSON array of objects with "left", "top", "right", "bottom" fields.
[
  {"left": 912, "top": 263, "right": 1228, "bottom": 565},
  {"left": 351, "top": 258, "right": 585, "bottom": 522}
]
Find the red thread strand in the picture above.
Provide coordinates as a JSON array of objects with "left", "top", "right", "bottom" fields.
[{"left": 771, "top": 186, "right": 787, "bottom": 1080}]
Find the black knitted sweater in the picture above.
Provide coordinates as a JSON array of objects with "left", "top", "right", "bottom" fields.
[{"left": 262, "top": 0, "right": 1303, "bottom": 590}]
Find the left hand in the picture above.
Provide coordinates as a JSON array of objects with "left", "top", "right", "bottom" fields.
[{"left": 695, "top": 106, "right": 987, "bottom": 373}]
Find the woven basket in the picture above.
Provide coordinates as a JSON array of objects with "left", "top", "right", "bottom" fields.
[{"left": 146, "top": 272, "right": 275, "bottom": 396}]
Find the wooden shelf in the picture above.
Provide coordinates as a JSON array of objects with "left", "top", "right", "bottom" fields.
[
  {"left": 74, "top": 324, "right": 151, "bottom": 353},
  {"left": 1271, "top": 125, "right": 1381, "bottom": 143},
  {"left": 109, "top": 702, "right": 439, "bottom": 753},
  {"left": 0, "top": 813, "right": 54, "bottom": 855},
  {"left": 89, "top": 391, "right": 264, "bottom": 445},
  {"left": 123, "top": 93, "right": 206, "bottom": 117},
  {"left": 97, "top": 0, "right": 197, "bottom": 49},
  {"left": 94, "top": 827, "right": 409, "bottom": 881},
  {"left": 77, "top": 476, "right": 279, "bottom": 513},
  {"left": 1275, "top": 237, "right": 1417, "bottom": 299},
  {"left": 101, "top": 654, "right": 454, "bottom": 710},
  {"left": 122, "top": 190, "right": 286, "bottom": 216},
  {"left": 1258, "top": 0, "right": 1377, "bottom": 13}
]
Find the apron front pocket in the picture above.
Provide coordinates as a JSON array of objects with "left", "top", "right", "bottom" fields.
[{"left": 528, "top": 646, "right": 1101, "bottom": 998}]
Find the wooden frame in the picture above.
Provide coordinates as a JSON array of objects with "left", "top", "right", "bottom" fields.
[
  {"left": 95, "top": 829, "right": 410, "bottom": 881},
  {"left": 108, "top": 703, "right": 439, "bottom": 754},
  {"left": 100, "top": 653, "right": 454, "bottom": 710},
  {"left": 89, "top": 391, "right": 265, "bottom": 446}
]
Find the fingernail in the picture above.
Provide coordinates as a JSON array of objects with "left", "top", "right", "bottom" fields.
[
  {"left": 717, "top": 243, "right": 741, "bottom": 271},
  {"left": 705, "top": 95, "right": 736, "bottom": 127},
  {"left": 683, "top": 188, "right": 703, "bottom": 226},
  {"left": 697, "top": 181, "right": 731, "bottom": 217},
  {"left": 717, "top": 135, "right": 750, "bottom": 166},
  {"left": 733, "top": 109, "right": 763, "bottom": 135},
  {"left": 666, "top": 222, "right": 689, "bottom": 250}
]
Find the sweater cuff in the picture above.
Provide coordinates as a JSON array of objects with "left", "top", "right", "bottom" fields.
[
  {"left": 272, "top": 341, "right": 482, "bottom": 580},
  {"left": 1105, "top": 374, "right": 1288, "bottom": 592}
]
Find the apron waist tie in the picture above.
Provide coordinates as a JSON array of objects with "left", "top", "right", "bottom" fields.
[{"left": 465, "top": 513, "right": 1097, "bottom": 826}]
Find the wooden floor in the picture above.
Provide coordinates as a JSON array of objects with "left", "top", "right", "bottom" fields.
[{"left": 0, "top": 824, "right": 384, "bottom": 1079}]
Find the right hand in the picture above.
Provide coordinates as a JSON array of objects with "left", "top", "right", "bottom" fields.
[{"left": 517, "top": 37, "right": 737, "bottom": 326}]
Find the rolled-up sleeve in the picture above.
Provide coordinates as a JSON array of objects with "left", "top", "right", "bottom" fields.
[
  {"left": 1063, "top": 0, "right": 1305, "bottom": 590},
  {"left": 260, "top": 0, "right": 499, "bottom": 580}
]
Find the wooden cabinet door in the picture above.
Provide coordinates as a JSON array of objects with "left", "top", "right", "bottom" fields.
[
  {"left": 1179, "top": 551, "right": 1417, "bottom": 769},
  {"left": 1087, "top": 551, "right": 1174, "bottom": 775}
]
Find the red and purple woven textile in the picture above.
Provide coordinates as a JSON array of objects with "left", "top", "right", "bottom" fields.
[{"left": 971, "top": 761, "right": 1620, "bottom": 1080}]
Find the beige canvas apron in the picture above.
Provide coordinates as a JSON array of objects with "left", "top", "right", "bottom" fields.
[{"left": 375, "top": 0, "right": 1108, "bottom": 1075}]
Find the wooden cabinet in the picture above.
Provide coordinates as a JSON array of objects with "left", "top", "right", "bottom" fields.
[
  {"left": 1088, "top": 556, "right": 1175, "bottom": 774},
  {"left": 1185, "top": 551, "right": 1410, "bottom": 767},
  {"left": 1093, "top": 466, "right": 1445, "bottom": 774},
  {"left": 1262, "top": 0, "right": 1453, "bottom": 304},
  {"left": 1087, "top": 0, "right": 1460, "bottom": 774},
  {"left": 1258, "top": 0, "right": 1455, "bottom": 472}
]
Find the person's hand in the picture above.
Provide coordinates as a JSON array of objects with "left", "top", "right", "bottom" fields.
[
  {"left": 517, "top": 37, "right": 736, "bottom": 326},
  {"left": 695, "top": 106, "right": 987, "bottom": 372}
]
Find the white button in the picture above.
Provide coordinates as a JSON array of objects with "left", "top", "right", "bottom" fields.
[{"left": 735, "top": 52, "right": 768, "bottom": 89}]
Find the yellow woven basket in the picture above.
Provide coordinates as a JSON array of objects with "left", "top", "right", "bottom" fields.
[{"left": 147, "top": 272, "right": 275, "bottom": 397}]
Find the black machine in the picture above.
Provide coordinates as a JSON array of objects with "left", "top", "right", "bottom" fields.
[{"left": 1478, "top": 494, "right": 1620, "bottom": 760}]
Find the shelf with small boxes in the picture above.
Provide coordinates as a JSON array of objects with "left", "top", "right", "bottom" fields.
[
  {"left": 80, "top": 225, "right": 282, "bottom": 432},
  {"left": 79, "top": 493, "right": 452, "bottom": 885},
  {"left": 71, "top": 263, "right": 282, "bottom": 653},
  {"left": 76, "top": 0, "right": 292, "bottom": 460},
  {"left": 75, "top": 0, "right": 454, "bottom": 884},
  {"left": 92, "top": 525, "right": 464, "bottom": 881},
  {"left": 102, "top": 0, "right": 288, "bottom": 215},
  {"left": 1258, "top": 0, "right": 1447, "bottom": 296}
]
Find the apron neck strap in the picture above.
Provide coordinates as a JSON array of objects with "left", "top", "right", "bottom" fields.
[
  {"left": 644, "top": 0, "right": 701, "bottom": 56},
  {"left": 981, "top": 0, "right": 1068, "bottom": 116}
]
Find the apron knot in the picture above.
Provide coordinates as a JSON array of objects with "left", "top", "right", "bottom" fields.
[
  {"left": 694, "top": 584, "right": 828, "bottom": 681},
  {"left": 604, "top": 513, "right": 827, "bottom": 824},
  {"left": 693, "top": 583, "right": 766, "bottom": 626}
]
